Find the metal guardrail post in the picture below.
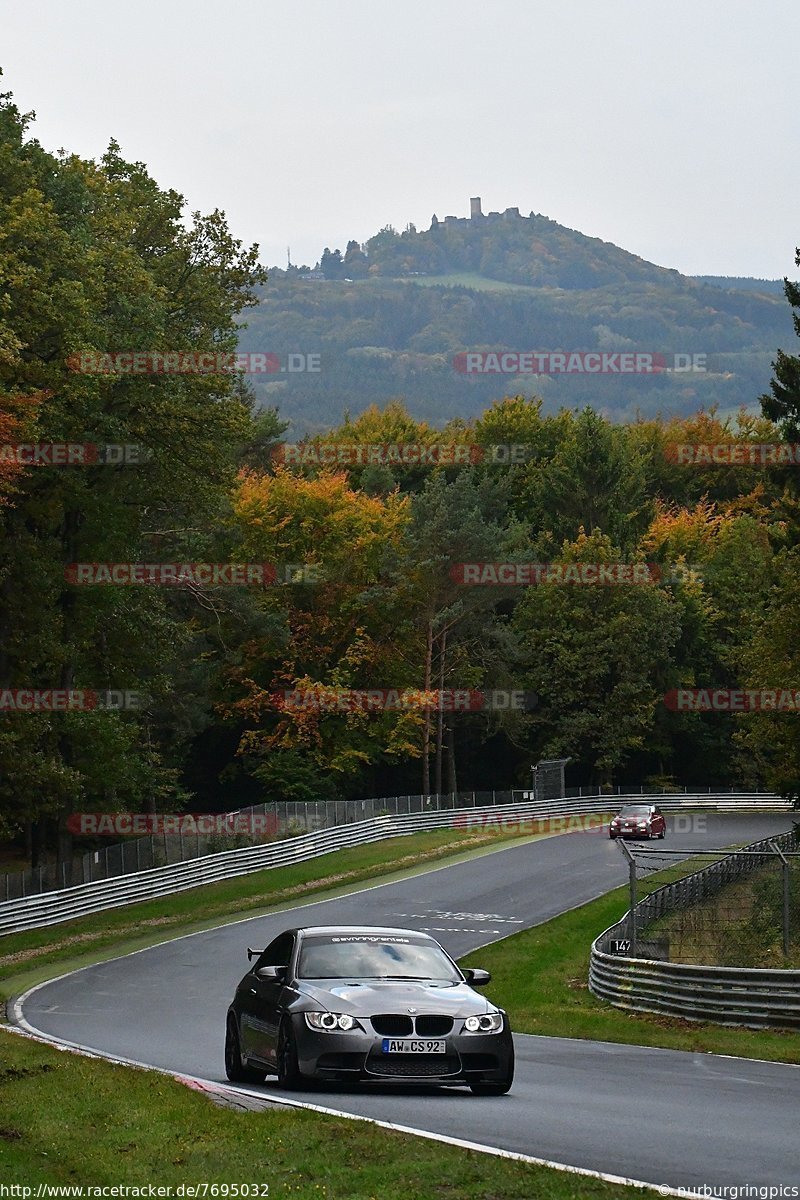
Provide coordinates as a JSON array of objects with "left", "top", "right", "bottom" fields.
[
  {"left": 619, "top": 841, "right": 637, "bottom": 956},
  {"left": 770, "top": 840, "right": 791, "bottom": 957}
]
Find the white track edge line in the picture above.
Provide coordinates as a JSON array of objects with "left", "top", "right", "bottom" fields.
[
  {"left": 1, "top": 1020, "right": 703, "bottom": 1198},
  {"left": 9, "top": 831, "right": 800, "bottom": 1074}
]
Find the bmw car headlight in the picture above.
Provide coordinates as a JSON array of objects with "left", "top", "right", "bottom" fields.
[
  {"left": 463, "top": 1013, "right": 504, "bottom": 1034},
  {"left": 305, "top": 1011, "right": 360, "bottom": 1032}
]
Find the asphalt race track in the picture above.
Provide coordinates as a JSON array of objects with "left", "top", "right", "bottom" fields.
[{"left": 15, "top": 813, "right": 800, "bottom": 1194}]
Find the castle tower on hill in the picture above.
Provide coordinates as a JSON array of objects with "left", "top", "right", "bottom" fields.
[{"left": 470, "top": 196, "right": 483, "bottom": 218}]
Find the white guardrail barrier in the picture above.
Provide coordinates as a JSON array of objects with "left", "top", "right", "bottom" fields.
[{"left": 0, "top": 792, "right": 792, "bottom": 936}]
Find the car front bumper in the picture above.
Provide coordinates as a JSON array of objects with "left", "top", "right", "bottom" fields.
[{"left": 292, "top": 1014, "right": 514, "bottom": 1084}]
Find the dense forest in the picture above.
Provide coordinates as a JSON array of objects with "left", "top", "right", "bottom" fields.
[{"left": 1, "top": 85, "right": 800, "bottom": 873}]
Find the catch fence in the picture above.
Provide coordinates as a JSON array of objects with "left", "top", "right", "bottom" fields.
[
  {"left": 0, "top": 791, "right": 791, "bottom": 936},
  {"left": 1, "top": 787, "right": 789, "bottom": 902},
  {"left": 590, "top": 827, "right": 800, "bottom": 1027}
]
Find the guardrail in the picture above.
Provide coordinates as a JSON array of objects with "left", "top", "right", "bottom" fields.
[
  {"left": 4, "top": 786, "right": 789, "bottom": 902},
  {"left": 590, "top": 956, "right": 800, "bottom": 1029},
  {"left": 0, "top": 792, "right": 791, "bottom": 937},
  {"left": 589, "top": 828, "right": 800, "bottom": 1029}
]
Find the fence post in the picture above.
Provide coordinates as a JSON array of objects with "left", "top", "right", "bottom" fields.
[
  {"left": 789, "top": 862, "right": 795, "bottom": 959},
  {"left": 770, "top": 841, "right": 791, "bottom": 957},
  {"left": 620, "top": 841, "right": 637, "bottom": 956}
]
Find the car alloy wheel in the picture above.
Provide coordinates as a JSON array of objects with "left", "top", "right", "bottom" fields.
[
  {"left": 465, "top": 1041, "right": 515, "bottom": 1099},
  {"left": 225, "top": 1014, "right": 266, "bottom": 1084},
  {"left": 470, "top": 1079, "right": 514, "bottom": 1095},
  {"left": 469, "top": 1051, "right": 514, "bottom": 1095},
  {"left": 277, "top": 1018, "right": 303, "bottom": 1089}
]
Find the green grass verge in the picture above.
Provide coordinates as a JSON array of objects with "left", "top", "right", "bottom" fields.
[
  {"left": 0, "top": 825, "right": 548, "bottom": 1002},
  {"left": 1, "top": 825, "right": 795, "bottom": 1191},
  {"left": 461, "top": 878, "right": 800, "bottom": 1064},
  {"left": 0, "top": 1027, "right": 655, "bottom": 1197},
  {"left": 400, "top": 271, "right": 541, "bottom": 293}
]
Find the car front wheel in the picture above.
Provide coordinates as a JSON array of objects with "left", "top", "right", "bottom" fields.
[
  {"left": 469, "top": 1047, "right": 514, "bottom": 1095},
  {"left": 277, "top": 1018, "right": 304, "bottom": 1089},
  {"left": 470, "top": 1079, "right": 513, "bottom": 1095},
  {"left": 225, "top": 1014, "right": 266, "bottom": 1084}
]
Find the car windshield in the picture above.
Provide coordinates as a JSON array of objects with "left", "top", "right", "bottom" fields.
[
  {"left": 618, "top": 806, "right": 651, "bottom": 817},
  {"left": 297, "top": 934, "right": 462, "bottom": 981}
]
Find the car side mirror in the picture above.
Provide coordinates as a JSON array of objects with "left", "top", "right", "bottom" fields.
[
  {"left": 463, "top": 968, "right": 491, "bottom": 986},
  {"left": 255, "top": 965, "right": 287, "bottom": 982}
]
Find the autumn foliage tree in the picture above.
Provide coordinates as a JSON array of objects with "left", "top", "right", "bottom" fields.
[
  {"left": 226, "top": 467, "right": 421, "bottom": 797},
  {"left": 0, "top": 84, "right": 266, "bottom": 859}
]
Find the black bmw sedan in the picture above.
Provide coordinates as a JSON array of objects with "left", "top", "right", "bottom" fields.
[{"left": 225, "top": 925, "right": 514, "bottom": 1094}]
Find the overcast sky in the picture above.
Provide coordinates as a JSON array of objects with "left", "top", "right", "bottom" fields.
[{"left": 1, "top": 0, "right": 798, "bottom": 278}]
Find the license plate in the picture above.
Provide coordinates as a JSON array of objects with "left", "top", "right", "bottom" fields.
[{"left": 381, "top": 1038, "right": 446, "bottom": 1054}]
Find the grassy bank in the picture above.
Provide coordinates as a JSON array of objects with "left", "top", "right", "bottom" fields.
[
  {"left": 648, "top": 862, "right": 800, "bottom": 968},
  {"left": 0, "top": 1028, "right": 654, "bottom": 1198}
]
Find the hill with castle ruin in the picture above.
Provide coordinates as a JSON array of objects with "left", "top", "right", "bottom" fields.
[{"left": 238, "top": 201, "right": 793, "bottom": 435}]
